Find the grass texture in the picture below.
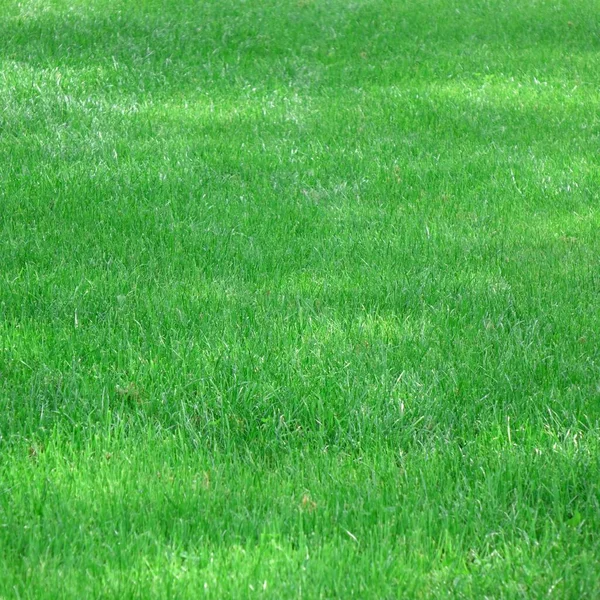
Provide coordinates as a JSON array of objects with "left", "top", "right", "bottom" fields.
[{"left": 1, "top": 0, "right": 600, "bottom": 597}]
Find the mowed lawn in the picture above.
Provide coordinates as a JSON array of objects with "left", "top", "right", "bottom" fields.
[{"left": 1, "top": 0, "right": 600, "bottom": 596}]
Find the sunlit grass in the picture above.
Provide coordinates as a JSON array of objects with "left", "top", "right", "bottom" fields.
[{"left": 1, "top": 0, "right": 600, "bottom": 596}]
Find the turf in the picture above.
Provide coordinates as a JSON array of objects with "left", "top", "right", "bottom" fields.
[{"left": 1, "top": 0, "right": 600, "bottom": 597}]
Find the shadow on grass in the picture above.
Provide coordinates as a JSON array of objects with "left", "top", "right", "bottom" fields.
[{"left": 1, "top": 0, "right": 598, "bottom": 96}]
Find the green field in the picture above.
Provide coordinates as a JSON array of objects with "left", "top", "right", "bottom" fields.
[{"left": 1, "top": 0, "right": 600, "bottom": 596}]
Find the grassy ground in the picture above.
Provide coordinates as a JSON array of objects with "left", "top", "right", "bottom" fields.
[{"left": 1, "top": 0, "right": 600, "bottom": 596}]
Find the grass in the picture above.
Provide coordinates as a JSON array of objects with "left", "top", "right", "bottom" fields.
[{"left": 1, "top": 0, "right": 599, "bottom": 596}]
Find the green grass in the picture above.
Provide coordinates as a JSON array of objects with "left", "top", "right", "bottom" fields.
[{"left": 1, "top": 0, "right": 600, "bottom": 596}]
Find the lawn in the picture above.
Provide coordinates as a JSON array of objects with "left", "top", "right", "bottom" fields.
[{"left": 1, "top": 0, "right": 599, "bottom": 597}]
